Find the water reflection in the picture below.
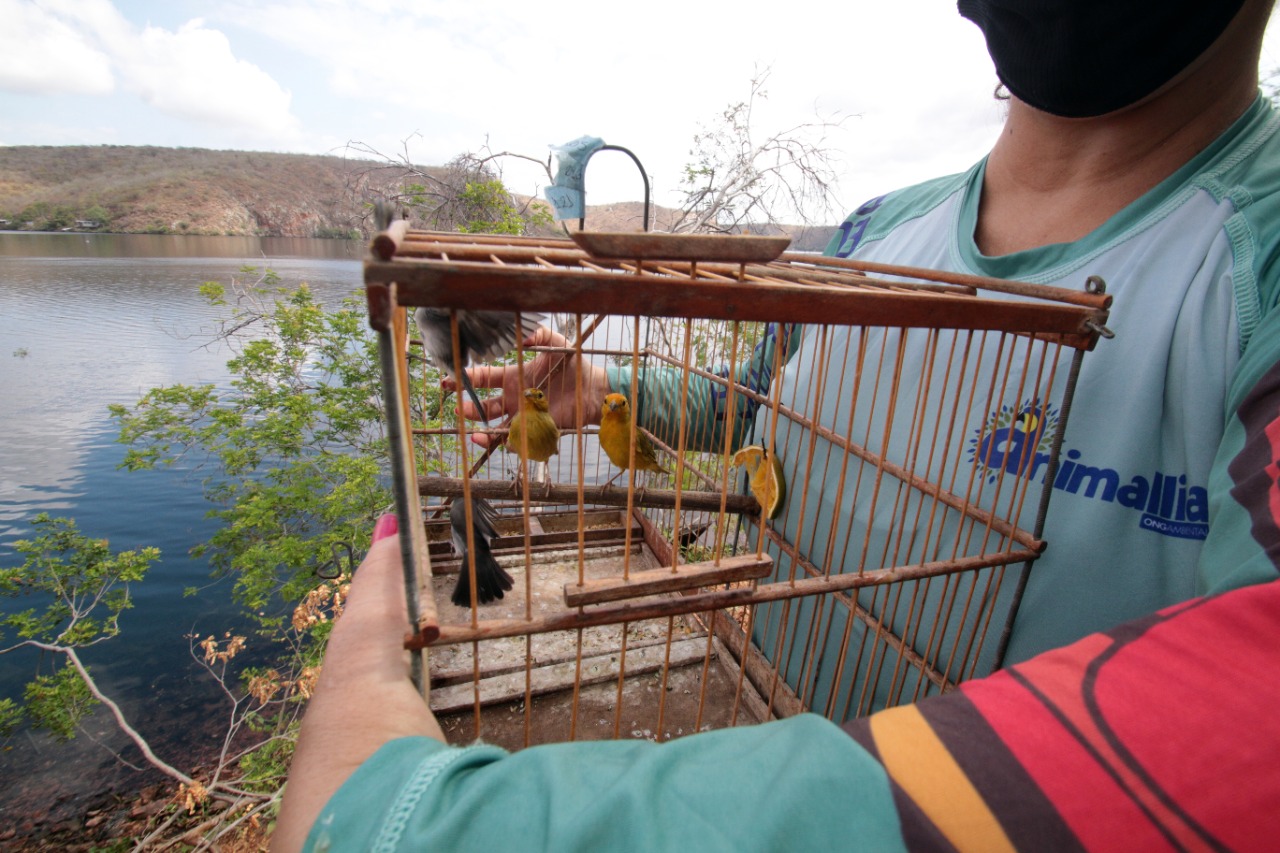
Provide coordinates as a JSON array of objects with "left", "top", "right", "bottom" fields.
[
  {"left": 0, "top": 232, "right": 364, "bottom": 829},
  {"left": 0, "top": 230, "right": 364, "bottom": 260},
  {"left": 1, "top": 244, "right": 363, "bottom": 537}
]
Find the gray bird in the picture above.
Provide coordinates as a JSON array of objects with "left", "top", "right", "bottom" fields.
[
  {"left": 413, "top": 307, "right": 544, "bottom": 425},
  {"left": 449, "top": 497, "right": 513, "bottom": 607}
]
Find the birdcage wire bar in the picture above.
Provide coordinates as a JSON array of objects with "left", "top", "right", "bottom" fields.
[{"left": 365, "top": 227, "right": 1110, "bottom": 747}]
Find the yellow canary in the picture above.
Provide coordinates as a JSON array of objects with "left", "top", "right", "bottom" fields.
[
  {"left": 599, "top": 393, "right": 667, "bottom": 484},
  {"left": 505, "top": 388, "right": 560, "bottom": 464},
  {"left": 732, "top": 445, "right": 786, "bottom": 520}
]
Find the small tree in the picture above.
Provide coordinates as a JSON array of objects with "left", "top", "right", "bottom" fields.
[
  {"left": 670, "top": 68, "right": 848, "bottom": 235},
  {"left": 0, "top": 514, "right": 158, "bottom": 742},
  {"left": 70, "top": 267, "right": 459, "bottom": 845},
  {"left": 0, "top": 513, "right": 349, "bottom": 847},
  {"left": 344, "top": 139, "right": 554, "bottom": 235},
  {"left": 109, "top": 269, "right": 419, "bottom": 614},
  {"left": 81, "top": 204, "right": 110, "bottom": 227}
]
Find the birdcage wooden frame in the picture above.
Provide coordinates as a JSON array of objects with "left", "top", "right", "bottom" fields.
[{"left": 365, "top": 225, "right": 1111, "bottom": 746}]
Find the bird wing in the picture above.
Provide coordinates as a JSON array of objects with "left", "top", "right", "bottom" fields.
[
  {"left": 457, "top": 311, "right": 545, "bottom": 362},
  {"left": 416, "top": 307, "right": 489, "bottom": 422},
  {"left": 413, "top": 308, "right": 455, "bottom": 370},
  {"left": 470, "top": 497, "right": 502, "bottom": 543}
]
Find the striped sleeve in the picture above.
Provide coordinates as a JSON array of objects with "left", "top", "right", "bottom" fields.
[
  {"left": 1198, "top": 303, "right": 1280, "bottom": 595},
  {"left": 842, "top": 579, "right": 1280, "bottom": 852}
]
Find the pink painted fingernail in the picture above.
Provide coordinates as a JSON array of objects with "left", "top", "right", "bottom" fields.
[{"left": 372, "top": 513, "right": 399, "bottom": 542}]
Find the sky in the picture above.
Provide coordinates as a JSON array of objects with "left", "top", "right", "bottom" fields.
[{"left": 4, "top": 1, "right": 1280, "bottom": 220}]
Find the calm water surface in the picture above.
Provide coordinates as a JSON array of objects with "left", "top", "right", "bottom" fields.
[{"left": 0, "top": 232, "right": 365, "bottom": 826}]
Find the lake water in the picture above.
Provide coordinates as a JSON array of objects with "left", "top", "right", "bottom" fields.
[{"left": 0, "top": 232, "right": 366, "bottom": 831}]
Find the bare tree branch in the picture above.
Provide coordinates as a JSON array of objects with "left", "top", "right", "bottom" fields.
[
  {"left": 340, "top": 136, "right": 556, "bottom": 236},
  {"left": 670, "top": 67, "right": 850, "bottom": 235},
  {"left": 29, "top": 642, "right": 198, "bottom": 789}
]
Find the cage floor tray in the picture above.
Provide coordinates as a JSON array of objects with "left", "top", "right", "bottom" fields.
[
  {"left": 436, "top": 654, "right": 762, "bottom": 749},
  {"left": 428, "top": 530, "right": 768, "bottom": 746}
]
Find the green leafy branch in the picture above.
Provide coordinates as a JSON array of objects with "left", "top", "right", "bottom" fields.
[
  {"left": 0, "top": 512, "right": 344, "bottom": 845},
  {"left": 108, "top": 271, "right": 425, "bottom": 612},
  {"left": 0, "top": 514, "right": 200, "bottom": 783}
]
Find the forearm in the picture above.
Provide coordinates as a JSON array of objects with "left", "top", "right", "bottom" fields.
[
  {"left": 608, "top": 365, "right": 737, "bottom": 453},
  {"left": 272, "top": 535, "right": 443, "bottom": 853},
  {"left": 608, "top": 322, "right": 804, "bottom": 454}
]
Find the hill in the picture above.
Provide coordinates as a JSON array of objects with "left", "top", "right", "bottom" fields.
[
  {"left": 0, "top": 145, "right": 838, "bottom": 250},
  {"left": 0, "top": 145, "right": 395, "bottom": 237}
]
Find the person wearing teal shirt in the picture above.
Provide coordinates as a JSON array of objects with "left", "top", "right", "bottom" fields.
[{"left": 273, "top": 2, "right": 1280, "bottom": 849}]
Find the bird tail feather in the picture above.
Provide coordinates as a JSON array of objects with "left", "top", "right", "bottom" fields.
[
  {"left": 461, "top": 369, "right": 490, "bottom": 426},
  {"left": 451, "top": 548, "right": 514, "bottom": 607}
]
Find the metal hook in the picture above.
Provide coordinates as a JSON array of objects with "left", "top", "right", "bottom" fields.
[
  {"left": 1083, "top": 277, "right": 1114, "bottom": 339},
  {"left": 578, "top": 144, "right": 652, "bottom": 232},
  {"left": 315, "top": 540, "right": 357, "bottom": 580},
  {"left": 1085, "top": 321, "right": 1116, "bottom": 340}
]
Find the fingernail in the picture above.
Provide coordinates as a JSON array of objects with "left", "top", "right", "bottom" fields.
[{"left": 372, "top": 513, "right": 399, "bottom": 542}]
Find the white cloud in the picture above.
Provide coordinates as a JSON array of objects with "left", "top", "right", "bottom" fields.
[
  {"left": 0, "top": 0, "right": 115, "bottom": 95},
  {"left": 0, "top": 0, "right": 299, "bottom": 141},
  {"left": 123, "top": 20, "right": 298, "bottom": 135},
  {"left": 215, "top": 0, "right": 1003, "bottom": 208}
]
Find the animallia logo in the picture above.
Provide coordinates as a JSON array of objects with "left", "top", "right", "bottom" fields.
[
  {"left": 970, "top": 399, "right": 1058, "bottom": 484},
  {"left": 969, "top": 398, "right": 1208, "bottom": 540}
]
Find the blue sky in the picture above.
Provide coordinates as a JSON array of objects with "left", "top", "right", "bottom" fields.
[{"left": 4, "top": 1, "right": 1280, "bottom": 215}]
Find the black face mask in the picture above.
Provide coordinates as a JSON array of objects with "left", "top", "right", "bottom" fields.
[{"left": 958, "top": 0, "right": 1246, "bottom": 118}]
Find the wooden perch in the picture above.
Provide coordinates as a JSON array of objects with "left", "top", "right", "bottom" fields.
[
  {"left": 423, "top": 508, "right": 644, "bottom": 573},
  {"left": 563, "top": 553, "right": 773, "bottom": 607},
  {"left": 418, "top": 476, "right": 759, "bottom": 515}
]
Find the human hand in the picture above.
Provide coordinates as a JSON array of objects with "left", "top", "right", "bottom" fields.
[
  {"left": 272, "top": 514, "right": 442, "bottom": 853},
  {"left": 313, "top": 514, "right": 424, "bottom": 690},
  {"left": 446, "top": 325, "right": 611, "bottom": 449}
]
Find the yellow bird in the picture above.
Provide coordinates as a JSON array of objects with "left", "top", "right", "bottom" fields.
[
  {"left": 731, "top": 445, "right": 786, "bottom": 519},
  {"left": 599, "top": 392, "right": 667, "bottom": 486},
  {"left": 505, "top": 388, "right": 560, "bottom": 469}
]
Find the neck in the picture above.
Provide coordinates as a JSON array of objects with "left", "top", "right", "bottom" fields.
[{"left": 975, "top": 2, "right": 1268, "bottom": 256}]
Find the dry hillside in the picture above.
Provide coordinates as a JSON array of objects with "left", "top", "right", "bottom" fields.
[
  {"left": 0, "top": 145, "right": 838, "bottom": 249},
  {"left": 0, "top": 145, "right": 398, "bottom": 237}
]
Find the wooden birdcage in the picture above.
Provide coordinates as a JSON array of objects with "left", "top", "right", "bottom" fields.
[{"left": 364, "top": 225, "right": 1111, "bottom": 748}]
